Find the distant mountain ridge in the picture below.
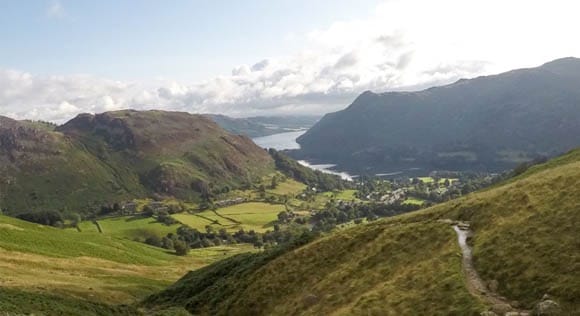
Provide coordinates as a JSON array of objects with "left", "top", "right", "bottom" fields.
[
  {"left": 296, "top": 57, "right": 580, "bottom": 173},
  {"left": 0, "top": 110, "right": 273, "bottom": 214},
  {"left": 206, "top": 114, "right": 319, "bottom": 138}
]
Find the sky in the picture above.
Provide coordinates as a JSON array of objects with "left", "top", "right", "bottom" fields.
[{"left": 1, "top": 0, "right": 580, "bottom": 122}]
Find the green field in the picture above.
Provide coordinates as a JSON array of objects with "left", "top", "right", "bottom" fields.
[
  {"left": 287, "top": 192, "right": 333, "bottom": 211},
  {"left": 267, "top": 179, "right": 307, "bottom": 195},
  {"left": 219, "top": 202, "right": 284, "bottom": 232},
  {"left": 172, "top": 202, "right": 285, "bottom": 233},
  {"left": 403, "top": 197, "right": 425, "bottom": 205},
  {"left": 76, "top": 220, "right": 100, "bottom": 233},
  {"left": 76, "top": 216, "right": 181, "bottom": 240},
  {"left": 172, "top": 212, "right": 217, "bottom": 231},
  {"left": 0, "top": 214, "right": 253, "bottom": 307},
  {"left": 99, "top": 216, "right": 180, "bottom": 239},
  {"left": 322, "top": 189, "right": 359, "bottom": 201},
  {"left": 417, "top": 177, "right": 458, "bottom": 184}
]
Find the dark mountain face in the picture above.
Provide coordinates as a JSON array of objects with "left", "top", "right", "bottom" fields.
[
  {"left": 0, "top": 110, "right": 273, "bottom": 214},
  {"left": 296, "top": 57, "right": 580, "bottom": 173}
]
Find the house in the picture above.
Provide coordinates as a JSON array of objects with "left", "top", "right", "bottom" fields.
[
  {"left": 214, "top": 197, "right": 245, "bottom": 208},
  {"left": 122, "top": 202, "right": 137, "bottom": 214},
  {"left": 148, "top": 201, "right": 168, "bottom": 213}
]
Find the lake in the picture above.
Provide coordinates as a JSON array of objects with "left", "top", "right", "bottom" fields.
[
  {"left": 252, "top": 130, "right": 354, "bottom": 180},
  {"left": 252, "top": 130, "right": 305, "bottom": 150}
]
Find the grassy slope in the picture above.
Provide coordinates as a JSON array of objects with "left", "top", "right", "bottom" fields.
[
  {"left": 1, "top": 135, "right": 144, "bottom": 213},
  {"left": 0, "top": 214, "right": 253, "bottom": 312},
  {"left": 0, "top": 215, "right": 170, "bottom": 264},
  {"left": 410, "top": 149, "right": 580, "bottom": 312},
  {"left": 266, "top": 179, "right": 307, "bottom": 195},
  {"left": 146, "top": 149, "right": 580, "bottom": 315},
  {"left": 146, "top": 221, "right": 482, "bottom": 315},
  {"left": 0, "top": 287, "right": 138, "bottom": 316}
]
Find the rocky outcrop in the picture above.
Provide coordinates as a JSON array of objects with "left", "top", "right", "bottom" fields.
[{"left": 533, "top": 295, "right": 561, "bottom": 315}]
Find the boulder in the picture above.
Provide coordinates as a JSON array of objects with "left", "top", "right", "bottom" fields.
[
  {"left": 488, "top": 279, "right": 499, "bottom": 292},
  {"left": 534, "top": 299, "right": 561, "bottom": 315},
  {"left": 541, "top": 294, "right": 550, "bottom": 301},
  {"left": 491, "top": 303, "right": 512, "bottom": 315},
  {"left": 302, "top": 294, "right": 319, "bottom": 307}
]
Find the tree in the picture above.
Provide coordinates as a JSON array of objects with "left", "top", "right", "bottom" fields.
[
  {"left": 161, "top": 236, "right": 174, "bottom": 249},
  {"left": 142, "top": 205, "right": 155, "bottom": 217},
  {"left": 68, "top": 213, "right": 81, "bottom": 227},
  {"left": 16, "top": 210, "right": 63, "bottom": 227},
  {"left": 199, "top": 200, "right": 211, "bottom": 210},
  {"left": 277, "top": 211, "right": 290, "bottom": 223},
  {"left": 145, "top": 235, "right": 162, "bottom": 247},
  {"left": 174, "top": 240, "right": 190, "bottom": 256},
  {"left": 157, "top": 211, "right": 178, "bottom": 225},
  {"left": 271, "top": 176, "right": 278, "bottom": 189},
  {"left": 191, "top": 179, "right": 212, "bottom": 201}
]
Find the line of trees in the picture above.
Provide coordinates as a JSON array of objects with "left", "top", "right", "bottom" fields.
[
  {"left": 310, "top": 201, "right": 421, "bottom": 232},
  {"left": 15, "top": 209, "right": 81, "bottom": 228},
  {"left": 147, "top": 223, "right": 312, "bottom": 256}
]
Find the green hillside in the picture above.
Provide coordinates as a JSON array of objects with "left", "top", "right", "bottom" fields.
[
  {"left": 145, "top": 149, "right": 580, "bottom": 315},
  {"left": 0, "top": 214, "right": 252, "bottom": 315},
  {"left": 0, "top": 288, "right": 139, "bottom": 316},
  {"left": 0, "top": 110, "right": 274, "bottom": 214}
]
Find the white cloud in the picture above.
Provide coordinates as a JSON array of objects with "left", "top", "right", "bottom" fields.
[
  {"left": 46, "top": 0, "right": 66, "bottom": 19},
  {"left": 3, "top": 0, "right": 580, "bottom": 122}
]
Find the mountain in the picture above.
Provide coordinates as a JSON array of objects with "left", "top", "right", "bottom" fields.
[
  {"left": 296, "top": 57, "right": 580, "bottom": 173},
  {"left": 144, "top": 148, "right": 580, "bottom": 315},
  {"left": 0, "top": 110, "right": 273, "bottom": 214},
  {"left": 207, "top": 114, "right": 320, "bottom": 138}
]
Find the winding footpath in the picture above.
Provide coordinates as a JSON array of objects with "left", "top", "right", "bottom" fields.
[{"left": 451, "top": 222, "right": 531, "bottom": 316}]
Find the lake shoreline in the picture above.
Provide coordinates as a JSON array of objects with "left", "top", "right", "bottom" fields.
[{"left": 253, "top": 130, "right": 428, "bottom": 181}]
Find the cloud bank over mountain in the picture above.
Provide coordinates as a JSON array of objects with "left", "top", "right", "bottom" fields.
[{"left": 2, "top": 0, "right": 579, "bottom": 122}]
